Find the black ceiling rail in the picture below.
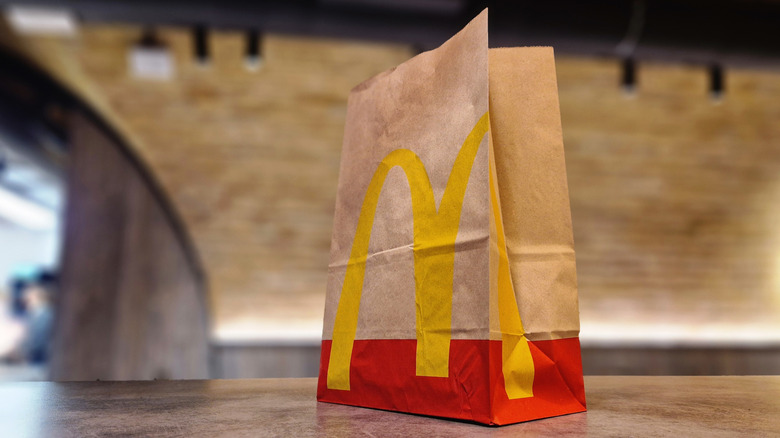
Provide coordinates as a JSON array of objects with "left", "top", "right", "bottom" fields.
[{"left": 3, "top": 0, "right": 780, "bottom": 68}]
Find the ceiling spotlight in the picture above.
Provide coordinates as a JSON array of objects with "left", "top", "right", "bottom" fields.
[
  {"left": 194, "top": 24, "right": 210, "bottom": 66},
  {"left": 128, "top": 28, "right": 173, "bottom": 80},
  {"left": 5, "top": 5, "right": 78, "bottom": 37},
  {"left": 709, "top": 63, "right": 725, "bottom": 102},
  {"left": 621, "top": 57, "right": 637, "bottom": 97},
  {"left": 245, "top": 29, "right": 263, "bottom": 71}
]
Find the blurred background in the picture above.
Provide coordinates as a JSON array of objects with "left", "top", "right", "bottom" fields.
[{"left": 0, "top": 0, "right": 779, "bottom": 382}]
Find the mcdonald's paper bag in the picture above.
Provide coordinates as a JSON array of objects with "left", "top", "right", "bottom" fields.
[{"left": 317, "top": 9, "right": 586, "bottom": 425}]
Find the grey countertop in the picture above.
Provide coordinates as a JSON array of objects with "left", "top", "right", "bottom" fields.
[{"left": 1, "top": 376, "right": 778, "bottom": 437}]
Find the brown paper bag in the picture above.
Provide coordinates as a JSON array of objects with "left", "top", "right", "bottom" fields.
[{"left": 317, "top": 9, "right": 585, "bottom": 425}]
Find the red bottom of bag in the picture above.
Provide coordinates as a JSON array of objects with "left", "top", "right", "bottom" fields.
[{"left": 317, "top": 338, "right": 586, "bottom": 425}]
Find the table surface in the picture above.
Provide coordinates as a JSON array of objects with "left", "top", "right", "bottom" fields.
[{"left": 1, "top": 376, "right": 778, "bottom": 437}]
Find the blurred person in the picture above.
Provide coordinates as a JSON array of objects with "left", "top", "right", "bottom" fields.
[
  {"left": 19, "top": 274, "right": 56, "bottom": 364},
  {"left": 10, "top": 278, "right": 28, "bottom": 317},
  {"left": 0, "top": 284, "right": 26, "bottom": 361}
]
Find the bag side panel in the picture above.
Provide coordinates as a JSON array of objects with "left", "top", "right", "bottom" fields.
[{"left": 487, "top": 46, "right": 586, "bottom": 424}]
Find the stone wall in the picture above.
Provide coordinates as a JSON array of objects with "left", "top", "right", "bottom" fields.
[
  {"left": 68, "top": 26, "right": 412, "bottom": 337},
  {"left": 30, "top": 25, "right": 780, "bottom": 343},
  {"left": 558, "top": 58, "right": 780, "bottom": 340}
]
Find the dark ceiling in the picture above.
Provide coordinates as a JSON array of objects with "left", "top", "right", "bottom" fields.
[{"left": 3, "top": 0, "right": 780, "bottom": 68}]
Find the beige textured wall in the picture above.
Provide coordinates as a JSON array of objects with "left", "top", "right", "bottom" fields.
[
  {"left": 22, "top": 24, "right": 780, "bottom": 341},
  {"left": 558, "top": 58, "right": 780, "bottom": 338},
  {"left": 67, "top": 26, "right": 412, "bottom": 337}
]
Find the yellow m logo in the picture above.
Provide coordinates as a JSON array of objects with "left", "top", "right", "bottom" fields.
[{"left": 327, "top": 112, "right": 534, "bottom": 399}]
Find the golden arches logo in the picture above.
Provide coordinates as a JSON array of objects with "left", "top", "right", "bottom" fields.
[{"left": 327, "top": 112, "right": 534, "bottom": 399}]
